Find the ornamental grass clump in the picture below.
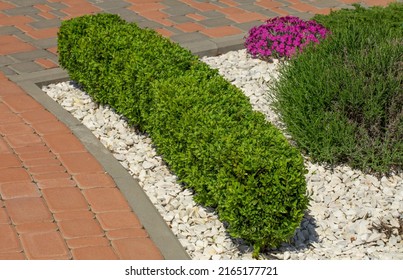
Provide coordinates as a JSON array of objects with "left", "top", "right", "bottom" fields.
[
  {"left": 245, "top": 16, "right": 330, "bottom": 59},
  {"left": 270, "top": 3, "right": 403, "bottom": 174}
]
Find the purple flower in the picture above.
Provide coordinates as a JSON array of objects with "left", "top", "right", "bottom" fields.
[{"left": 244, "top": 16, "right": 330, "bottom": 59}]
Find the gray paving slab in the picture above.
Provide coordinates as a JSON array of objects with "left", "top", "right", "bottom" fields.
[
  {"left": 9, "top": 61, "right": 45, "bottom": 74},
  {"left": 49, "top": 10, "right": 68, "bottom": 18},
  {"left": 3, "top": 6, "right": 40, "bottom": 15},
  {"left": 199, "top": 17, "right": 235, "bottom": 28},
  {"left": 29, "top": 18, "right": 62, "bottom": 29},
  {"left": 92, "top": 0, "right": 131, "bottom": 10},
  {"left": 106, "top": 9, "right": 146, "bottom": 23},
  {"left": 0, "top": 26, "right": 21, "bottom": 35},
  {"left": 199, "top": 10, "right": 225, "bottom": 19},
  {"left": 180, "top": 39, "right": 218, "bottom": 57},
  {"left": 32, "top": 37, "right": 57, "bottom": 49},
  {"left": 169, "top": 15, "right": 193, "bottom": 24},
  {"left": 0, "top": 66, "right": 19, "bottom": 76},
  {"left": 45, "top": 2, "right": 68, "bottom": 10},
  {"left": 6, "top": 0, "right": 48, "bottom": 6},
  {"left": 235, "top": 20, "right": 266, "bottom": 33},
  {"left": 0, "top": 56, "right": 17, "bottom": 67},
  {"left": 170, "top": 31, "right": 210, "bottom": 44},
  {"left": 163, "top": 5, "right": 198, "bottom": 16},
  {"left": 9, "top": 49, "right": 55, "bottom": 62}
]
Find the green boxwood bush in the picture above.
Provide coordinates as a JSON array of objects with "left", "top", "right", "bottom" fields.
[
  {"left": 58, "top": 13, "right": 309, "bottom": 257},
  {"left": 270, "top": 3, "right": 403, "bottom": 174}
]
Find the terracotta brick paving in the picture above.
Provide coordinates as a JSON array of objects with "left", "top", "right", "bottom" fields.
[{"left": 0, "top": 0, "right": 398, "bottom": 260}]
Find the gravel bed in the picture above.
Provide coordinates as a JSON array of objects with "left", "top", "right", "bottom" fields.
[{"left": 42, "top": 49, "right": 402, "bottom": 260}]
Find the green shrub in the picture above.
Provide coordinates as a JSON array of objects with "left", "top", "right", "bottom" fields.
[
  {"left": 270, "top": 3, "right": 403, "bottom": 174},
  {"left": 148, "top": 65, "right": 308, "bottom": 254},
  {"left": 58, "top": 13, "right": 309, "bottom": 257},
  {"left": 58, "top": 13, "right": 198, "bottom": 130}
]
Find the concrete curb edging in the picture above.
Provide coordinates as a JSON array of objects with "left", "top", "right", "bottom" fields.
[{"left": 9, "top": 68, "right": 190, "bottom": 260}]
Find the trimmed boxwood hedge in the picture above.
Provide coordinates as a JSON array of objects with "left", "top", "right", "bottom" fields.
[{"left": 58, "top": 13, "right": 309, "bottom": 257}]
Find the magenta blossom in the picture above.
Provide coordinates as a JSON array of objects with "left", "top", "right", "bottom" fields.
[{"left": 245, "top": 16, "right": 330, "bottom": 59}]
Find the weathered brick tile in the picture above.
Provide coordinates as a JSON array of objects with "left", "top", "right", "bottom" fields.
[
  {"left": 97, "top": 211, "right": 142, "bottom": 231},
  {"left": 20, "top": 231, "right": 71, "bottom": 260},
  {"left": 5, "top": 197, "right": 53, "bottom": 225},
  {"left": 71, "top": 246, "right": 119, "bottom": 260},
  {"left": 0, "top": 181, "right": 40, "bottom": 200},
  {"left": 112, "top": 238, "right": 163, "bottom": 260},
  {"left": 82, "top": 188, "right": 131, "bottom": 213},
  {"left": 42, "top": 187, "right": 89, "bottom": 213}
]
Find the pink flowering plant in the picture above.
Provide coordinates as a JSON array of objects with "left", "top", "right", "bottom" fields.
[{"left": 245, "top": 16, "right": 330, "bottom": 59}]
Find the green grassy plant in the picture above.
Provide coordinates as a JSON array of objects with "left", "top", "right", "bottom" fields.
[{"left": 270, "top": 3, "right": 403, "bottom": 174}]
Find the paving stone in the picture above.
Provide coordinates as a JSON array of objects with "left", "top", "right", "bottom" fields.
[
  {"left": 14, "top": 144, "right": 50, "bottom": 156},
  {"left": 107, "top": 8, "right": 146, "bottom": 22},
  {"left": 31, "top": 37, "right": 57, "bottom": 49},
  {"left": 15, "top": 222, "right": 58, "bottom": 234},
  {"left": 72, "top": 246, "right": 119, "bottom": 260},
  {"left": 137, "top": 20, "right": 163, "bottom": 29},
  {"left": 18, "top": 151, "right": 57, "bottom": 163},
  {"left": 199, "top": 10, "right": 226, "bottom": 18},
  {"left": 20, "top": 108, "right": 58, "bottom": 124},
  {"left": 163, "top": 5, "right": 197, "bottom": 16},
  {"left": 1, "top": 94, "right": 42, "bottom": 113},
  {"left": 0, "top": 225, "right": 22, "bottom": 253},
  {"left": 35, "top": 178, "right": 77, "bottom": 189},
  {"left": 29, "top": 18, "right": 61, "bottom": 29},
  {"left": 170, "top": 31, "right": 209, "bottom": 44},
  {"left": 0, "top": 138, "right": 12, "bottom": 154},
  {"left": 4, "top": 133, "right": 43, "bottom": 148},
  {"left": 58, "top": 151, "right": 105, "bottom": 174},
  {"left": 5, "top": 197, "right": 53, "bottom": 225},
  {"left": 66, "top": 236, "right": 109, "bottom": 249},
  {"left": 9, "top": 61, "right": 44, "bottom": 74},
  {"left": 6, "top": 0, "right": 48, "bottom": 7},
  {"left": 0, "top": 168, "right": 31, "bottom": 184},
  {"left": 58, "top": 218, "right": 104, "bottom": 239},
  {"left": 0, "top": 182, "right": 40, "bottom": 200},
  {"left": 0, "top": 123, "right": 34, "bottom": 136},
  {"left": 96, "top": 211, "right": 142, "bottom": 230},
  {"left": 82, "top": 188, "right": 131, "bottom": 213},
  {"left": 0, "top": 35, "right": 36, "bottom": 55},
  {"left": 3, "top": 6, "right": 40, "bottom": 15},
  {"left": 169, "top": 15, "right": 192, "bottom": 24},
  {"left": 0, "top": 66, "right": 19, "bottom": 76},
  {"left": 28, "top": 164, "right": 66, "bottom": 175},
  {"left": 20, "top": 231, "right": 70, "bottom": 260},
  {"left": 112, "top": 238, "right": 163, "bottom": 260},
  {"left": 42, "top": 187, "right": 89, "bottom": 213},
  {"left": 0, "top": 56, "right": 16, "bottom": 67},
  {"left": 199, "top": 17, "right": 235, "bottom": 27},
  {"left": 0, "top": 252, "right": 26, "bottom": 260},
  {"left": 0, "top": 154, "right": 22, "bottom": 170},
  {"left": 45, "top": 2, "right": 68, "bottom": 10},
  {"left": 73, "top": 173, "right": 116, "bottom": 189},
  {"left": 106, "top": 228, "right": 149, "bottom": 240},
  {"left": 93, "top": 1, "right": 130, "bottom": 10},
  {"left": 31, "top": 120, "right": 71, "bottom": 136},
  {"left": 0, "top": 208, "right": 10, "bottom": 224},
  {"left": 48, "top": 10, "right": 68, "bottom": 18},
  {"left": 0, "top": 26, "right": 21, "bottom": 35},
  {"left": 53, "top": 211, "right": 95, "bottom": 222},
  {"left": 42, "top": 133, "right": 86, "bottom": 154}
]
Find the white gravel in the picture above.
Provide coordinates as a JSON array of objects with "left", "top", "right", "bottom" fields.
[{"left": 42, "top": 49, "right": 402, "bottom": 260}]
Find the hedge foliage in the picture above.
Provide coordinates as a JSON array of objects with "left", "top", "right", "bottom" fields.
[{"left": 58, "top": 13, "right": 309, "bottom": 257}]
